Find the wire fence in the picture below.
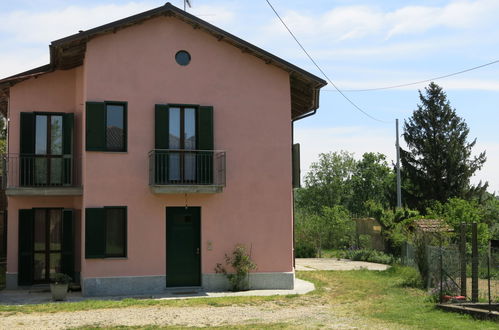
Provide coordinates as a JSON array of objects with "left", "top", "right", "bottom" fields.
[{"left": 402, "top": 237, "right": 499, "bottom": 304}]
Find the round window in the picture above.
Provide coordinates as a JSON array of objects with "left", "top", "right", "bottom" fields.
[{"left": 175, "top": 50, "right": 191, "bottom": 66}]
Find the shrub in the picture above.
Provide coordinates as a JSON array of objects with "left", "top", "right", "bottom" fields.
[
  {"left": 343, "top": 249, "right": 397, "bottom": 265},
  {"left": 390, "top": 266, "right": 423, "bottom": 288},
  {"left": 215, "top": 244, "right": 257, "bottom": 291},
  {"left": 358, "top": 234, "right": 372, "bottom": 249},
  {"left": 295, "top": 241, "right": 316, "bottom": 258}
]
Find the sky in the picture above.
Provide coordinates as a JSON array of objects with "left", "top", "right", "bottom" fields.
[{"left": 1, "top": 0, "right": 498, "bottom": 194}]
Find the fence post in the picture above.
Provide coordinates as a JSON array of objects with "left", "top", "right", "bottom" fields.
[
  {"left": 459, "top": 222, "right": 467, "bottom": 297},
  {"left": 471, "top": 222, "right": 478, "bottom": 303},
  {"left": 439, "top": 235, "right": 443, "bottom": 303},
  {"left": 488, "top": 240, "right": 492, "bottom": 311}
]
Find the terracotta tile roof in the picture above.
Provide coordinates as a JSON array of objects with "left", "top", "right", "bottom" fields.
[{"left": 412, "top": 219, "right": 453, "bottom": 233}]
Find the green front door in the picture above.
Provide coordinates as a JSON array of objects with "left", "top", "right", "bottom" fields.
[{"left": 166, "top": 207, "right": 201, "bottom": 287}]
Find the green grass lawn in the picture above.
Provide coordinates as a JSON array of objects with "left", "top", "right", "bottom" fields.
[{"left": 1, "top": 267, "right": 497, "bottom": 329}]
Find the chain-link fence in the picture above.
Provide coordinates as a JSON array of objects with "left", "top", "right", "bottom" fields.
[{"left": 402, "top": 233, "right": 499, "bottom": 305}]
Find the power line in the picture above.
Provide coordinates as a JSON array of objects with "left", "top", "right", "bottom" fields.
[
  {"left": 264, "top": 0, "right": 390, "bottom": 124},
  {"left": 324, "top": 59, "right": 499, "bottom": 92}
]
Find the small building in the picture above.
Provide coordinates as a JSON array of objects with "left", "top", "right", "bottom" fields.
[{"left": 353, "top": 217, "right": 384, "bottom": 251}]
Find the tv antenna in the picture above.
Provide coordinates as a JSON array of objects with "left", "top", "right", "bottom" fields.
[{"left": 184, "top": 0, "right": 192, "bottom": 11}]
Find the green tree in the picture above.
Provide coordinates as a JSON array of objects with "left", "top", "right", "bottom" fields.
[
  {"left": 426, "top": 198, "right": 491, "bottom": 249},
  {"left": 295, "top": 151, "right": 356, "bottom": 214},
  {"left": 295, "top": 206, "right": 354, "bottom": 257},
  {"left": 350, "top": 152, "right": 395, "bottom": 215},
  {"left": 401, "top": 82, "right": 487, "bottom": 210}
]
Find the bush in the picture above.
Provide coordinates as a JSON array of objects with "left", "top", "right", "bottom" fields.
[
  {"left": 295, "top": 241, "right": 316, "bottom": 258},
  {"left": 358, "top": 234, "right": 372, "bottom": 249},
  {"left": 387, "top": 266, "right": 423, "bottom": 288},
  {"left": 215, "top": 244, "right": 257, "bottom": 291},
  {"left": 343, "top": 249, "right": 397, "bottom": 265}
]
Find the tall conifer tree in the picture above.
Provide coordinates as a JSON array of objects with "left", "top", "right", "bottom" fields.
[{"left": 401, "top": 82, "right": 487, "bottom": 209}]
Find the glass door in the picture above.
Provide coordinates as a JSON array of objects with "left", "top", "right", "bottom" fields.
[
  {"left": 34, "top": 114, "right": 63, "bottom": 185},
  {"left": 168, "top": 107, "right": 196, "bottom": 183},
  {"left": 33, "top": 209, "right": 62, "bottom": 283}
]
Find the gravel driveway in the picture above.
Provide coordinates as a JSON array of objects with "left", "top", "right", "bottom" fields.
[
  {"left": 0, "top": 259, "right": 392, "bottom": 329},
  {"left": 296, "top": 258, "right": 390, "bottom": 271},
  {"left": 0, "top": 303, "right": 369, "bottom": 329}
]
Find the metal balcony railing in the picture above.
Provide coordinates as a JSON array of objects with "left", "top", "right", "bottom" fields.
[
  {"left": 149, "top": 149, "right": 226, "bottom": 187},
  {"left": 2, "top": 154, "right": 81, "bottom": 189}
]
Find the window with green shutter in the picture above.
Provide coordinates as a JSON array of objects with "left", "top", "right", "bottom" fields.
[
  {"left": 85, "top": 101, "right": 127, "bottom": 152},
  {"left": 19, "top": 112, "right": 74, "bottom": 186},
  {"left": 85, "top": 206, "right": 127, "bottom": 258},
  {"left": 154, "top": 104, "right": 214, "bottom": 184}
]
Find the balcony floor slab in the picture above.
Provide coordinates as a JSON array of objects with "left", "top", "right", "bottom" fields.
[
  {"left": 150, "top": 185, "right": 224, "bottom": 194},
  {"left": 6, "top": 187, "right": 83, "bottom": 196}
]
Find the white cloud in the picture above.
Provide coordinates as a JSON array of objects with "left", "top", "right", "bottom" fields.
[
  {"left": 0, "top": 48, "right": 49, "bottom": 78},
  {"left": 0, "top": 2, "right": 158, "bottom": 43},
  {"left": 189, "top": 4, "right": 236, "bottom": 26},
  {"left": 0, "top": 2, "right": 236, "bottom": 44},
  {"left": 473, "top": 141, "right": 499, "bottom": 194},
  {"left": 264, "top": 0, "right": 499, "bottom": 41}
]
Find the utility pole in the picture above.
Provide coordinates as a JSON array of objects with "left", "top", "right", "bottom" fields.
[{"left": 396, "top": 119, "right": 402, "bottom": 208}]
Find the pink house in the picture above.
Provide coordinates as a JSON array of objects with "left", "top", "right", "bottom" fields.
[{"left": 0, "top": 3, "right": 325, "bottom": 296}]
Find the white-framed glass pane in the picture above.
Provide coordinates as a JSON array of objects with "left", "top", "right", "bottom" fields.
[
  {"left": 50, "top": 115, "right": 63, "bottom": 155},
  {"left": 50, "top": 158, "right": 63, "bottom": 184},
  {"left": 106, "top": 105, "right": 124, "bottom": 150},
  {"left": 34, "top": 210, "right": 46, "bottom": 252},
  {"left": 169, "top": 107, "right": 180, "bottom": 149},
  {"left": 49, "top": 210, "right": 62, "bottom": 250},
  {"left": 168, "top": 153, "right": 180, "bottom": 181},
  {"left": 34, "top": 157, "right": 48, "bottom": 185},
  {"left": 184, "top": 107, "right": 196, "bottom": 150},
  {"left": 106, "top": 208, "right": 126, "bottom": 257},
  {"left": 35, "top": 115, "right": 47, "bottom": 154},
  {"left": 184, "top": 153, "right": 196, "bottom": 181},
  {"left": 34, "top": 253, "right": 46, "bottom": 281}
]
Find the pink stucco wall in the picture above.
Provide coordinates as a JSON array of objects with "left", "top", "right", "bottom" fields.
[
  {"left": 82, "top": 16, "right": 293, "bottom": 278},
  {"left": 7, "top": 15, "right": 293, "bottom": 280},
  {"left": 7, "top": 68, "right": 83, "bottom": 273}
]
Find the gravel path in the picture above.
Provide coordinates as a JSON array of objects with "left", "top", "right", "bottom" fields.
[
  {"left": 295, "top": 258, "right": 390, "bottom": 271},
  {"left": 0, "top": 304, "right": 358, "bottom": 329}
]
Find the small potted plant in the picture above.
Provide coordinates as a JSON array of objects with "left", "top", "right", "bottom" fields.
[{"left": 50, "top": 273, "right": 72, "bottom": 301}]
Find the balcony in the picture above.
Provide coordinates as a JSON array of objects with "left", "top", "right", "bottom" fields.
[
  {"left": 149, "top": 149, "right": 226, "bottom": 194},
  {"left": 2, "top": 154, "right": 82, "bottom": 196}
]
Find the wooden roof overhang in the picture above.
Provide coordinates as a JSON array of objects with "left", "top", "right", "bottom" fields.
[{"left": 0, "top": 2, "right": 326, "bottom": 119}]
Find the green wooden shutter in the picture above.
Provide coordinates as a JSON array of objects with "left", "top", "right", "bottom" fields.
[
  {"left": 62, "top": 113, "right": 74, "bottom": 185},
  {"left": 18, "top": 209, "right": 34, "bottom": 285},
  {"left": 292, "top": 143, "right": 301, "bottom": 188},
  {"left": 85, "top": 102, "right": 106, "bottom": 151},
  {"left": 20, "top": 113, "right": 35, "bottom": 186},
  {"left": 197, "top": 106, "right": 214, "bottom": 184},
  {"left": 197, "top": 106, "right": 213, "bottom": 150},
  {"left": 20, "top": 113, "right": 35, "bottom": 154},
  {"left": 61, "top": 209, "right": 74, "bottom": 279},
  {"left": 85, "top": 208, "right": 106, "bottom": 258},
  {"left": 155, "top": 104, "right": 169, "bottom": 149},
  {"left": 154, "top": 105, "right": 170, "bottom": 184}
]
